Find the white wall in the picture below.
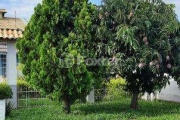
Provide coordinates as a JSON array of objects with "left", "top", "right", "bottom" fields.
[
  {"left": 0, "top": 100, "right": 6, "bottom": 120},
  {"left": 159, "top": 79, "right": 180, "bottom": 102},
  {"left": 7, "top": 41, "right": 17, "bottom": 108},
  {"left": 7, "top": 42, "right": 17, "bottom": 85}
]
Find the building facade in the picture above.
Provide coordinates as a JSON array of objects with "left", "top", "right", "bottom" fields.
[{"left": 0, "top": 9, "right": 25, "bottom": 108}]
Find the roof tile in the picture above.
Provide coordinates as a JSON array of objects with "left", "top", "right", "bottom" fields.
[
  {"left": 0, "top": 28, "right": 24, "bottom": 39},
  {"left": 0, "top": 17, "right": 25, "bottom": 30},
  {"left": 0, "top": 17, "right": 25, "bottom": 40}
]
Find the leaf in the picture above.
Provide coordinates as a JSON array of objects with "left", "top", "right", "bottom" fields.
[{"left": 145, "top": 20, "right": 151, "bottom": 28}]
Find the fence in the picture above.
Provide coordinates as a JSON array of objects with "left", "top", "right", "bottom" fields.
[
  {"left": 17, "top": 87, "right": 50, "bottom": 107},
  {"left": 17, "top": 85, "right": 180, "bottom": 108},
  {"left": 17, "top": 86, "right": 130, "bottom": 107}
]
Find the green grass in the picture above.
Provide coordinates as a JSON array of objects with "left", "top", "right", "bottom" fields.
[
  {"left": 6, "top": 98, "right": 180, "bottom": 120},
  {"left": 18, "top": 98, "right": 51, "bottom": 107}
]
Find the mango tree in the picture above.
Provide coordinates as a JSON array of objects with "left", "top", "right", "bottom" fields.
[{"left": 98, "top": 0, "right": 180, "bottom": 109}]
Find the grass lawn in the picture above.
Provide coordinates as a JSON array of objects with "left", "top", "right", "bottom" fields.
[
  {"left": 17, "top": 98, "right": 51, "bottom": 107},
  {"left": 6, "top": 98, "right": 180, "bottom": 120}
]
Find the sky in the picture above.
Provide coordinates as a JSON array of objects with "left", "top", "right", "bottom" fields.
[{"left": 0, "top": 0, "right": 179, "bottom": 21}]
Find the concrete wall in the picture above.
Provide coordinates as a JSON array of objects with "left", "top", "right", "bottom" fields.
[
  {"left": 159, "top": 79, "right": 180, "bottom": 102},
  {"left": 7, "top": 42, "right": 17, "bottom": 108},
  {"left": 0, "top": 100, "right": 6, "bottom": 120},
  {"left": 141, "top": 78, "right": 180, "bottom": 102},
  {"left": 86, "top": 88, "right": 95, "bottom": 103}
]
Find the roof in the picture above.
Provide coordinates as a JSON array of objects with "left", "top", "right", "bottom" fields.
[
  {"left": 0, "top": 9, "right": 7, "bottom": 13},
  {"left": 0, "top": 17, "right": 25, "bottom": 30},
  {"left": 0, "top": 29, "right": 23, "bottom": 39},
  {"left": 0, "top": 17, "right": 26, "bottom": 40}
]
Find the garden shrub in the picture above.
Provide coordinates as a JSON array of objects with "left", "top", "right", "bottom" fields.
[
  {"left": 17, "top": 77, "right": 33, "bottom": 91},
  {"left": 105, "top": 77, "right": 127, "bottom": 100},
  {"left": 108, "top": 77, "right": 126, "bottom": 86},
  {"left": 0, "top": 82, "right": 13, "bottom": 100},
  {"left": 17, "top": 77, "right": 30, "bottom": 87},
  {"left": 94, "top": 81, "right": 107, "bottom": 101},
  {"left": 6, "top": 101, "right": 13, "bottom": 117}
]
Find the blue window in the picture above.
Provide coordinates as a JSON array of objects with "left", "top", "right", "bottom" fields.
[{"left": 0, "top": 54, "right": 6, "bottom": 77}]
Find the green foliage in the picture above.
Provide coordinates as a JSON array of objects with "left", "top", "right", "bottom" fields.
[
  {"left": 107, "top": 77, "right": 126, "bottom": 87},
  {"left": 16, "top": 0, "right": 104, "bottom": 113},
  {"left": 17, "top": 77, "right": 31, "bottom": 88},
  {"left": 6, "top": 98, "right": 180, "bottom": 120},
  {"left": 18, "top": 98, "right": 52, "bottom": 107},
  {"left": 0, "top": 82, "right": 13, "bottom": 100},
  {"left": 17, "top": 63, "right": 24, "bottom": 71},
  {"left": 105, "top": 77, "right": 127, "bottom": 100},
  {"left": 98, "top": 0, "right": 180, "bottom": 109},
  {"left": 99, "top": 0, "right": 180, "bottom": 94},
  {"left": 6, "top": 101, "right": 13, "bottom": 117},
  {"left": 170, "top": 26, "right": 180, "bottom": 86},
  {"left": 17, "top": 77, "right": 34, "bottom": 93}
]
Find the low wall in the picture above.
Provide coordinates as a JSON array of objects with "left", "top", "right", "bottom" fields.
[
  {"left": 141, "top": 79, "right": 180, "bottom": 102},
  {"left": 159, "top": 79, "right": 180, "bottom": 102}
]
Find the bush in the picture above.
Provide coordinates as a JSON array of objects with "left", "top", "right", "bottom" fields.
[
  {"left": 107, "top": 77, "right": 126, "bottom": 88},
  {"left": 105, "top": 77, "right": 127, "bottom": 100},
  {"left": 0, "top": 82, "right": 13, "bottom": 100},
  {"left": 6, "top": 101, "right": 13, "bottom": 117},
  {"left": 17, "top": 77, "right": 33, "bottom": 91},
  {"left": 17, "top": 77, "right": 30, "bottom": 88},
  {"left": 94, "top": 77, "right": 127, "bottom": 101}
]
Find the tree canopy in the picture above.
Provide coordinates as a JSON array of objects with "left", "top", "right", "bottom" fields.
[
  {"left": 99, "top": 0, "right": 180, "bottom": 109},
  {"left": 17, "top": 0, "right": 180, "bottom": 112},
  {"left": 17, "top": 0, "right": 101, "bottom": 113}
]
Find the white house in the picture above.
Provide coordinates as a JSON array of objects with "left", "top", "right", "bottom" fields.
[{"left": 0, "top": 9, "right": 25, "bottom": 108}]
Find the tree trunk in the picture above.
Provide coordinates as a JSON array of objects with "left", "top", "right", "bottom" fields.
[
  {"left": 63, "top": 100, "right": 71, "bottom": 114},
  {"left": 130, "top": 92, "right": 139, "bottom": 110}
]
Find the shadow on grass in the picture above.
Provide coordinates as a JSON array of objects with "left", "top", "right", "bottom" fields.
[{"left": 77, "top": 99, "right": 180, "bottom": 118}]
